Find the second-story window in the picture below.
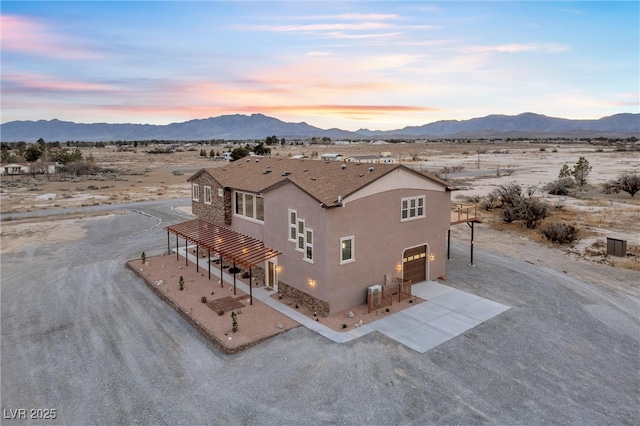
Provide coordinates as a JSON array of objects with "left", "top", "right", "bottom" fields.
[
  {"left": 401, "top": 196, "right": 425, "bottom": 221},
  {"left": 192, "top": 183, "right": 199, "bottom": 201},
  {"left": 234, "top": 191, "right": 264, "bottom": 222},
  {"left": 204, "top": 186, "right": 211, "bottom": 205}
]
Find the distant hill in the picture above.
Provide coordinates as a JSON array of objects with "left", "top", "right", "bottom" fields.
[{"left": 1, "top": 112, "right": 638, "bottom": 142}]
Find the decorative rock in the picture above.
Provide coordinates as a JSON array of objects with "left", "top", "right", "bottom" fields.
[
  {"left": 276, "top": 323, "right": 284, "bottom": 329},
  {"left": 348, "top": 311, "right": 354, "bottom": 318}
]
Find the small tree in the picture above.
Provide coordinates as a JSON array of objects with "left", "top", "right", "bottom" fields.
[
  {"left": 141, "top": 251, "right": 146, "bottom": 263},
  {"left": 230, "top": 147, "right": 250, "bottom": 161},
  {"left": 231, "top": 311, "right": 238, "bottom": 333},
  {"left": 558, "top": 164, "right": 572, "bottom": 180},
  {"left": 615, "top": 173, "right": 640, "bottom": 197},
  {"left": 179, "top": 275, "right": 184, "bottom": 291},
  {"left": 24, "top": 144, "right": 42, "bottom": 162},
  {"left": 572, "top": 157, "right": 592, "bottom": 187},
  {"left": 210, "top": 148, "right": 216, "bottom": 158}
]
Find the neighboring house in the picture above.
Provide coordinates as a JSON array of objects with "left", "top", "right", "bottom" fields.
[
  {"left": 0, "top": 163, "right": 56, "bottom": 175},
  {"left": 319, "top": 153, "right": 342, "bottom": 161},
  {"left": 1, "top": 163, "right": 29, "bottom": 175},
  {"left": 344, "top": 155, "right": 397, "bottom": 164},
  {"left": 186, "top": 158, "right": 455, "bottom": 316}
]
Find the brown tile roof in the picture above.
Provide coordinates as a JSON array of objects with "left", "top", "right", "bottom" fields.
[{"left": 190, "top": 158, "right": 451, "bottom": 207}]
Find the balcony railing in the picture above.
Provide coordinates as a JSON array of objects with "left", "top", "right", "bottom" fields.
[{"left": 451, "top": 203, "right": 480, "bottom": 225}]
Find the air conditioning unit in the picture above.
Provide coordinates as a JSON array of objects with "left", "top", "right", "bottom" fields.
[{"left": 368, "top": 285, "right": 382, "bottom": 305}]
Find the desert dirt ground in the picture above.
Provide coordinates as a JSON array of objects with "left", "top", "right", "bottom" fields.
[{"left": 2, "top": 141, "right": 638, "bottom": 277}]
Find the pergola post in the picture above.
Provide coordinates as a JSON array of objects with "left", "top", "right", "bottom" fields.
[
  {"left": 167, "top": 231, "right": 170, "bottom": 256},
  {"left": 220, "top": 255, "right": 223, "bottom": 288},
  {"left": 468, "top": 221, "right": 475, "bottom": 266},
  {"left": 233, "top": 261, "right": 237, "bottom": 295},
  {"left": 175, "top": 234, "right": 179, "bottom": 261},
  {"left": 185, "top": 238, "right": 188, "bottom": 266},
  {"left": 249, "top": 267, "right": 253, "bottom": 305},
  {"left": 196, "top": 245, "right": 199, "bottom": 272},
  {"left": 447, "top": 229, "right": 451, "bottom": 260},
  {"left": 208, "top": 249, "right": 211, "bottom": 280}
]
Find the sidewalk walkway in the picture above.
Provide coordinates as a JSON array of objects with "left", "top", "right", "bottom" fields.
[{"left": 180, "top": 247, "right": 510, "bottom": 353}]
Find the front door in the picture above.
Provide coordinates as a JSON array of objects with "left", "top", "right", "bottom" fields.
[{"left": 266, "top": 260, "right": 278, "bottom": 292}]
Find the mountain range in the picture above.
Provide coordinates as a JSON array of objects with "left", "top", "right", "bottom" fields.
[{"left": 1, "top": 112, "right": 638, "bottom": 143}]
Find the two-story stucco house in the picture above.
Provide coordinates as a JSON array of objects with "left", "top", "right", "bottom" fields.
[{"left": 186, "top": 157, "right": 454, "bottom": 316}]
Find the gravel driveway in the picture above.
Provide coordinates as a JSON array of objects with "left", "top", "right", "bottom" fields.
[{"left": 1, "top": 200, "right": 638, "bottom": 425}]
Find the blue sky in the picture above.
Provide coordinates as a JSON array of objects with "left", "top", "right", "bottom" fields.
[{"left": 1, "top": 1, "right": 638, "bottom": 130}]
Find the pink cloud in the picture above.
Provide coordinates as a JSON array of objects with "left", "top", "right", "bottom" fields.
[
  {"left": 1, "top": 14, "right": 103, "bottom": 59},
  {"left": 3, "top": 72, "right": 113, "bottom": 92}
]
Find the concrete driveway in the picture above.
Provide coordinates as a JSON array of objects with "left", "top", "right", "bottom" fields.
[{"left": 1, "top": 200, "right": 638, "bottom": 425}]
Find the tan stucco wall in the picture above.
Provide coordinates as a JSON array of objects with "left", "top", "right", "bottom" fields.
[{"left": 323, "top": 187, "right": 450, "bottom": 313}]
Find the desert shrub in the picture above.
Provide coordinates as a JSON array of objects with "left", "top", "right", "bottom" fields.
[
  {"left": 607, "top": 173, "right": 640, "bottom": 197},
  {"left": 341, "top": 324, "right": 347, "bottom": 329},
  {"left": 231, "top": 311, "right": 238, "bottom": 333},
  {"left": 545, "top": 178, "right": 575, "bottom": 195},
  {"left": 540, "top": 222, "right": 579, "bottom": 244},
  {"left": 141, "top": 251, "right": 146, "bottom": 263},
  {"left": 522, "top": 198, "right": 550, "bottom": 229},
  {"left": 539, "top": 147, "right": 546, "bottom": 152},
  {"left": 179, "top": 275, "right": 184, "bottom": 291},
  {"left": 241, "top": 270, "right": 250, "bottom": 279},
  {"left": 493, "top": 183, "right": 522, "bottom": 207},
  {"left": 228, "top": 266, "right": 241, "bottom": 274},
  {"left": 496, "top": 184, "right": 549, "bottom": 229}
]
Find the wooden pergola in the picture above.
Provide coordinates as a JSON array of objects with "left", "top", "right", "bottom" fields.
[{"left": 164, "top": 219, "right": 281, "bottom": 304}]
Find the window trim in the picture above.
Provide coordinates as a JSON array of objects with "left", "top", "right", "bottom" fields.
[
  {"left": 204, "top": 186, "right": 211, "bottom": 205},
  {"left": 296, "top": 219, "right": 305, "bottom": 252},
  {"left": 340, "top": 235, "right": 355, "bottom": 265},
  {"left": 192, "top": 183, "right": 199, "bottom": 201},
  {"left": 234, "top": 190, "right": 264, "bottom": 223},
  {"left": 304, "top": 228, "right": 314, "bottom": 263},
  {"left": 288, "top": 209, "right": 297, "bottom": 242},
  {"left": 401, "top": 195, "right": 426, "bottom": 222}
]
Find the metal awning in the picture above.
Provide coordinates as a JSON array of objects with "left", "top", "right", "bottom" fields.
[{"left": 164, "top": 218, "right": 280, "bottom": 268}]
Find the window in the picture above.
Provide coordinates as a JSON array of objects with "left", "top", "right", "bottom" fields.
[
  {"left": 218, "top": 188, "right": 224, "bottom": 197},
  {"left": 256, "top": 196, "right": 264, "bottom": 221},
  {"left": 305, "top": 229, "right": 313, "bottom": 262},
  {"left": 297, "top": 219, "right": 305, "bottom": 251},
  {"left": 234, "top": 191, "right": 264, "bottom": 222},
  {"left": 204, "top": 186, "right": 211, "bottom": 205},
  {"left": 340, "top": 236, "right": 354, "bottom": 264},
  {"left": 287, "top": 210, "right": 313, "bottom": 262},
  {"left": 192, "top": 183, "right": 199, "bottom": 201},
  {"left": 288, "top": 210, "right": 297, "bottom": 242},
  {"left": 401, "top": 196, "right": 425, "bottom": 221}
]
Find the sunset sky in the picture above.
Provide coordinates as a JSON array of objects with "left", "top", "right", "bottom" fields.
[{"left": 2, "top": 1, "right": 638, "bottom": 131}]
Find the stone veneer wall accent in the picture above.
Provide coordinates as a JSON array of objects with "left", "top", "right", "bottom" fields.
[
  {"left": 278, "top": 281, "right": 330, "bottom": 317},
  {"left": 191, "top": 173, "right": 226, "bottom": 225},
  {"left": 223, "top": 188, "right": 232, "bottom": 225}
]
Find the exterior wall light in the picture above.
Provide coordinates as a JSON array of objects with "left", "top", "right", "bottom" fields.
[
  {"left": 308, "top": 279, "right": 316, "bottom": 287},
  {"left": 430, "top": 254, "right": 435, "bottom": 261}
]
